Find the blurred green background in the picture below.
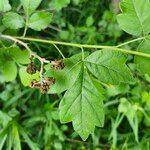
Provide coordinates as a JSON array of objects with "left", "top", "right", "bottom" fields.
[{"left": 0, "top": 0, "right": 150, "bottom": 149}]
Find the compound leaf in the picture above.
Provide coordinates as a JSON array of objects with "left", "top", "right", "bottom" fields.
[{"left": 117, "top": 0, "right": 150, "bottom": 36}]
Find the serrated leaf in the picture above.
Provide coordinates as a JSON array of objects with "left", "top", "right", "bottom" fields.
[
  {"left": 9, "top": 47, "right": 30, "bottom": 64},
  {"left": 2, "top": 61, "right": 17, "bottom": 82},
  {"left": 19, "top": 67, "right": 40, "bottom": 86},
  {"left": 59, "top": 65, "right": 104, "bottom": 140},
  {"left": 45, "top": 53, "right": 83, "bottom": 94},
  {"left": 28, "top": 12, "right": 53, "bottom": 31},
  {"left": 134, "top": 36, "right": 150, "bottom": 76},
  {"left": 0, "top": 0, "right": 11, "bottom": 12},
  {"left": 2, "top": 12, "right": 25, "bottom": 29},
  {"left": 85, "top": 50, "right": 134, "bottom": 85},
  {"left": 117, "top": 0, "right": 150, "bottom": 36},
  {"left": 20, "top": 0, "right": 42, "bottom": 15}
]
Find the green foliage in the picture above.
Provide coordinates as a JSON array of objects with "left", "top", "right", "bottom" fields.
[
  {"left": 117, "top": 0, "right": 150, "bottom": 36},
  {"left": 60, "top": 66, "right": 104, "bottom": 140},
  {"left": 0, "top": 0, "right": 11, "bottom": 12},
  {"left": 28, "top": 12, "right": 53, "bottom": 31},
  {"left": 20, "top": 0, "right": 42, "bottom": 15},
  {"left": 19, "top": 67, "right": 40, "bottom": 86},
  {"left": 0, "top": 0, "right": 150, "bottom": 149},
  {"left": 2, "top": 12, "right": 25, "bottom": 29},
  {"left": 135, "top": 36, "right": 150, "bottom": 76},
  {"left": 85, "top": 50, "right": 134, "bottom": 85}
]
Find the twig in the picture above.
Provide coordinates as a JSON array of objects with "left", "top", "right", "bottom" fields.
[{"left": 0, "top": 34, "right": 50, "bottom": 82}]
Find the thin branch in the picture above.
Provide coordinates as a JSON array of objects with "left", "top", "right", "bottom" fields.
[
  {"left": 116, "top": 37, "right": 145, "bottom": 48},
  {"left": 0, "top": 35, "right": 50, "bottom": 82},
  {"left": 15, "top": 36, "right": 150, "bottom": 59},
  {"left": 0, "top": 35, "right": 49, "bottom": 64},
  {"left": 52, "top": 44, "right": 65, "bottom": 59}
]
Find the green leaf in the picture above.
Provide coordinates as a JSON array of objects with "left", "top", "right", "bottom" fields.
[
  {"left": 118, "top": 98, "right": 139, "bottom": 142},
  {"left": 49, "top": 0, "right": 70, "bottom": 11},
  {"left": 28, "top": 12, "right": 53, "bottom": 31},
  {"left": 2, "top": 12, "right": 25, "bottom": 29},
  {"left": 45, "top": 53, "right": 83, "bottom": 94},
  {"left": 134, "top": 36, "right": 150, "bottom": 76},
  {"left": 85, "top": 50, "right": 134, "bottom": 85},
  {"left": 0, "top": 111, "right": 12, "bottom": 127},
  {"left": 20, "top": 0, "right": 42, "bottom": 15},
  {"left": 20, "top": 127, "right": 40, "bottom": 150},
  {"left": 0, "top": 0, "right": 11, "bottom": 12},
  {"left": 86, "top": 16, "right": 94, "bottom": 27},
  {"left": 117, "top": 0, "right": 150, "bottom": 36},
  {"left": 2, "top": 61, "right": 17, "bottom": 82},
  {"left": 9, "top": 47, "right": 30, "bottom": 64},
  {"left": 12, "top": 123, "right": 21, "bottom": 150},
  {"left": 7, "top": 127, "right": 13, "bottom": 150},
  {"left": 0, "top": 47, "right": 30, "bottom": 64},
  {"left": 19, "top": 67, "right": 40, "bottom": 86},
  {"left": 59, "top": 65, "right": 104, "bottom": 140},
  {"left": 0, "top": 127, "right": 8, "bottom": 150}
]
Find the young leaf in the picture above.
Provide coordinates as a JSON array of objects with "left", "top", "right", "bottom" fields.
[
  {"left": 134, "top": 36, "right": 150, "bottom": 76},
  {"left": 20, "top": 0, "right": 42, "bottom": 15},
  {"left": 0, "top": 0, "right": 11, "bottom": 12},
  {"left": 28, "top": 12, "right": 53, "bottom": 31},
  {"left": 59, "top": 66, "right": 104, "bottom": 140},
  {"left": 2, "top": 12, "right": 25, "bottom": 29},
  {"left": 45, "top": 54, "right": 82, "bottom": 94},
  {"left": 117, "top": 0, "right": 150, "bottom": 36},
  {"left": 9, "top": 47, "right": 30, "bottom": 64},
  {"left": 2, "top": 61, "right": 17, "bottom": 82},
  {"left": 85, "top": 50, "right": 134, "bottom": 85},
  {"left": 19, "top": 67, "right": 40, "bottom": 86}
]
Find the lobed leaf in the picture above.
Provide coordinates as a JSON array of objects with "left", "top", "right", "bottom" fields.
[
  {"left": 117, "top": 0, "right": 150, "bottom": 36},
  {"left": 45, "top": 53, "right": 83, "bottom": 94},
  {"left": 59, "top": 65, "right": 104, "bottom": 140},
  {"left": 134, "top": 36, "right": 150, "bottom": 76},
  {"left": 85, "top": 50, "right": 134, "bottom": 85}
]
